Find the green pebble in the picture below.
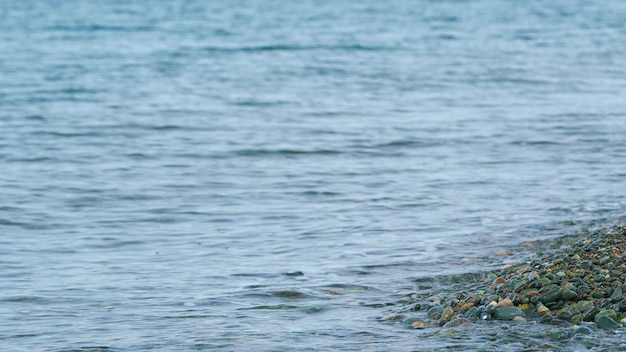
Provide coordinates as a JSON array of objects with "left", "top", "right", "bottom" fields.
[
  {"left": 539, "top": 287, "right": 562, "bottom": 303},
  {"left": 596, "top": 316, "right": 621, "bottom": 329},
  {"left": 402, "top": 316, "right": 422, "bottom": 326},
  {"left": 427, "top": 306, "right": 444, "bottom": 319},
  {"left": 571, "top": 325, "right": 594, "bottom": 336},
  {"left": 464, "top": 306, "right": 479, "bottom": 320},
  {"left": 560, "top": 288, "right": 577, "bottom": 301},
  {"left": 575, "top": 300, "right": 594, "bottom": 310},
  {"left": 546, "top": 328, "right": 570, "bottom": 341},
  {"left": 440, "top": 307, "right": 455, "bottom": 323},
  {"left": 443, "top": 318, "right": 471, "bottom": 328},
  {"left": 595, "top": 309, "right": 618, "bottom": 323},
  {"left": 592, "top": 290, "right": 606, "bottom": 299},
  {"left": 610, "top": 286, "right": 623, "bottom": 302},
  {"left": 536, "top": 278, "right": 551, "bottom": 288},
  {"left": 492, "top": 306, "right": 524, "bottom": 321},
  {"left": 570, "top": 314, "right": 583, "bottom": 324}
]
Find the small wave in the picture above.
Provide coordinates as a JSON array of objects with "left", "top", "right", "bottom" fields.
[
  {"left": 0, "top": 218, "right": 28, "bottom": 227},
  {"left": 509, "top": 140, "right": 562, "bottom": 146},
  {"left": 234, "top": 149, "right": 342, "bottom": 157},
  {"left": 32, "top": 131, "right": 100, "bottom": 138},
  {"left": 197, "top": 44, "right": 397, "bottom": 53},
  {"left": 372, "top": 139, "right": 441, "bottom": 148},
  {"left": 47, "top": 24, "right": 153, "bottom": 32}
]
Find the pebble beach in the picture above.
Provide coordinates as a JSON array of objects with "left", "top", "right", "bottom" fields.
[{"left": 396, "top": 224, "right": 626, "bottom": 336}]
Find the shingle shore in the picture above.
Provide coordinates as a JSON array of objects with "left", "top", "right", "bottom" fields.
[{"left": 404, "top": 225, "right": 626, "bottom": 330}]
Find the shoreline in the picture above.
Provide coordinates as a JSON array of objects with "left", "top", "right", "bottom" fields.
[{"left": 397, "top": 224, "right": 626, "bottom": 332}]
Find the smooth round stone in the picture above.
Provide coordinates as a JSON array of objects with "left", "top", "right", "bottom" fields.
[
  {"left": 571, "top": 325, "right": 594, "bottom": 336},
  {"left": 595, "top": 309, "right": 618, "bottom": 323},
  {"left": 402, "top": 316, "right": 423, "bottom": 326},
  {"left": 592, "top": 290, "right": 606, "bottom": 299},
  {"left": 571, "top": 314, "right": 583, "bottom": 324},
  {"left": 582, "top": 307, "right": 599, "bottom": 322},
  {"left": 610, "top": 286, "right": 623, "bottom": 302},
  {"left": 594, "top": 274, "right": 606, "bottom": 282},
  {"left": 464, "top": 306, "right": 479, "bottom": 320},
  {"left": 536, "top": 304, "right": 551, "bottom": 316},
  {"left": 492, "top": 306, "right": 524, "bottom": 321},
  {"left": 485, "top": 301, "right": 497, "bottom": 314},
  {"left": 539, "top": 287, "right": 562, "bottom": 303},
  {"left": 547, "top": 328, "right": 570, "bottom": 341},
  {"left": 556, "top": 311, "right": 572, "bottom": 322},
  {"left": 427, "top": 306, "right": 444, "bottom": 319},
  {"left": 495, "top": 298, "right": 513, "bottom": 308},
  {"left": 596, "top": 316, "right": 621, "bottom": 329},
  {"left": 440, "top": 307, "right": 455, "bottom": 323},
  {"left": 443, "top": 318, "right": 472, "bottom": 328},
  {"left": 549, "top": 318, "right": 568, "bottom": 326},
  {"left": 560, "top": 288, "right": 578, "bottom": 301}
]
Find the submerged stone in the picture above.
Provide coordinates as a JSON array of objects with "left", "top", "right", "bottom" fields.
[
  {"left": 443, "top": 318, "right": 472, "bottom": 328},
  {"left": 596, "top": 316, "right": 621, "bottom": 329},
  {"left": 492, "top": 306, "right": 524, "bottom": 321},
  {"left": 427, "top": 306, "right": 444, "bottom": 319},
  {"left": 595, "top": 310, "right": 618, "bottom": 323},
  {"left": 571, "top": 325, "right": 594, "bottom": 336},
  {"left": 440, "top": 307, "right": 456, "bottom": 324}
]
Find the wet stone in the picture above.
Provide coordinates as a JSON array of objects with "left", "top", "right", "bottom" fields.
[
  {"left": 492, "top": 306, "right": 524, "bottom": 321},
  {"left": 610, "top": 286, "right": 623, "bottom": 302},
  {"left": 556, "top": 311, "right": 572, "bottom": 322},
  {"left": 571, "top": 325, "right": 594, "bottom": 336},
  {"left": 596, "top": 316, "right": 621, "bottom": 329},
  {"left": 536, "top": 304, "right": 550, "bottom": 316},
  {"left": 427, "top": 306, "right": 444, "bottom": 319},
  {"left": 443, "top": 318, "right": 472, "bottom": 328},
  {"left": 539, "top": 287, "right": 562, "bottom": 304},
  {"left": 464, "top": 306, "right": 479, "bottom": 320},
  {"left": 549, "top": 318, "right": 567, "bottom": 326},
  {"left": 595, "top": 309, "right": 618, "bottom": 323},
  {"left": 440, "top": 307, "right": 455, "bottom": 324},
  {"left": 583, "top": 307, "right": 599, "bottom": 322},
  {"left": 560, "top": 288, "right": 577, "bottom": 301},
  {"left": 403, "top": 225, "right": 626, "bottom": 332}
]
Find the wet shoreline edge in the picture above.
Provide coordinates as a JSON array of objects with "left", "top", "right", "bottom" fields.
[{"left": 394, "top": 223, "right": 626, "bottom": 332}]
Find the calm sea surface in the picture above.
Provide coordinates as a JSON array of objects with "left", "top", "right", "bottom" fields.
[{"left": 2, "top": 1, "right": 626, "bottom": 350}]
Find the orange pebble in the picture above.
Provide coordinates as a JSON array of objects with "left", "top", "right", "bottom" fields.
[
  {"left": 412, "top": 321, "right": 426, "bottom": 329},
  {"left": 461, "top": 302, "right": 474, "bottom": 310},
  {"left": 493, "top": 277, "right": 506, "bottom": 286}
]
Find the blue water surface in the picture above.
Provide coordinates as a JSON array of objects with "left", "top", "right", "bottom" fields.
[{"left": 2, "top": 0, "right": 626, "bottom": 350}]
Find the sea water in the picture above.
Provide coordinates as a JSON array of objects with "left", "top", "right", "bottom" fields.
[{"left": 2, "top": 0, "right": 626, "bottom": 350}]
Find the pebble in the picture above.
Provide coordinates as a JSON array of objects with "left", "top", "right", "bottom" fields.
[
  {"left": 404, "top": 225, "right": 626, "bottom": 331},
  {"left": 536, "top": 304, "right": 550, "bottom": 316},
  {"left": 443, "top": 318, "right": 472, "bottom": 328},
  {"left": 492, "top": 306, "right": 524, "bottom": 321},
  {"left": 596, "top": 316, "right": 621, "bottom": 329},
  {"left": 538, "top": 287, "right": 561, "bottom": 303},
  {"left": 412, "top": 321, "right": 427, "bottom": 329},
  {"left": 560, "top": 288, "right": 578, "bottom": 301},
  {"left": 495, "top": 298, "right": 513, "bottom": 308},
  {"left": 427, "top": 306, "right": 444, "bottom": 319},
  {"left": 440, "top": 307, "right": 455, "bottom": 324},
  {"left": 571, "top": 325, "right": 594, "bottom": 336},
  {"left": 595, "top": 310, "right": 618, "bottom": 324}
]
